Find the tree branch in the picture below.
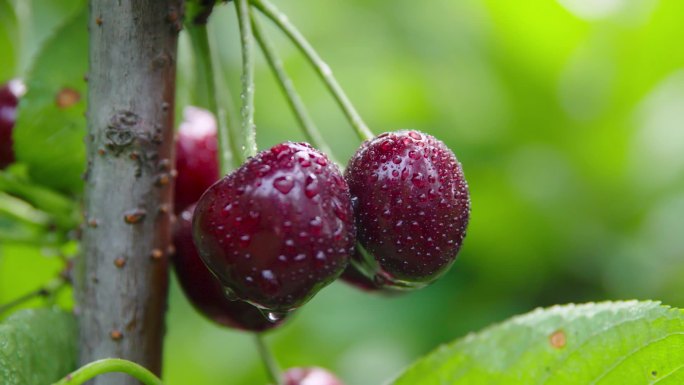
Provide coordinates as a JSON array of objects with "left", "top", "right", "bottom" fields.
[{"left": 76, "top": 1, "right": 182, "bottom": 383}]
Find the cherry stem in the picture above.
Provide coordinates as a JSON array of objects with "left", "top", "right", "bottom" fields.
[
  {"left": 0, "top": 277, "right": 67, "bottom": 315},
  {"left": 50, "top": 358, "right": 163, "bottom": 385},
  {"left": 250, "top": 10, "right": 338, "bottom": 163},
  {"left": 254, "top": 333, "right": 283, "bottom": 385},
  {"left": 249, "top": 0, "right": 374, "bottom": 142},
  {"left": 186, "top": 23, "right": 240, "bottom": 174},
  {"left": 235, "top": 0, "right": 258, "bottom": 159}
]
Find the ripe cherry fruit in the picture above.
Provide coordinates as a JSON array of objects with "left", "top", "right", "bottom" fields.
[
  {"left": 345, "top": 130, "right": 470, "bottom": 289},
  {"left": 0, "top": 80, "right": 25, "bottom": 169},
  {"left": 282, "top": 367, "right": 345, "bottom": 385},
  {"left": 193, "top": 142, "right": 355, "bottom": 315},
  {"left": 173, "top": 205, "right": 287, "bottom": 332},
  {"left": 174, "top": 106, "right": 220, "bottom": 213}
]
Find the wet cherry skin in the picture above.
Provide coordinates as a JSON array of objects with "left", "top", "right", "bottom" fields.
[
  {"left": 345, "top": 130, "right": 470, "bottom": 289},
  {"left": 192, "top": 142, "right": 355, "bottom": 314},
  {"left": 173, "top": 205, "right": 286, "bottom": 332},
  {"left": 0, "top": 81, "right": 24, "bottom": 169},
  {"left": 174, "top": 106, "right": 220, "bottom": 213}
]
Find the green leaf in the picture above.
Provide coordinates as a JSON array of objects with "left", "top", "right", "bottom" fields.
[
  {"left": 13, "top": 8, "right": 87, "bottom": 194},
  {"left": 0, "top": 307, "right": 77, "bottom": 385},
  {"left": 393, "top": 301, "right": 684, "bottom": 384},
  {"left": 0, "top": 0, "right": 18, "bottom": 80}
]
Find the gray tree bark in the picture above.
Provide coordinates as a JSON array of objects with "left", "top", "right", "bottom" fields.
[{"left": 77, "top": 1, "right": 183, "bottom": 383}]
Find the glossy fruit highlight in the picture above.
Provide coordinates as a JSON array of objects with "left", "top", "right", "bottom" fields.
[
  {"left": 173, "top": 205, "right": 286, "bottom": 332},
  {"left": 193, "top": 142, "right": 355, "bottom": 314},
  {"left": 345, "top": 130, "right": 470, "bottom": 289}
]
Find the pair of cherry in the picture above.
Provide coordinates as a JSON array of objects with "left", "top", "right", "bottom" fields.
[{"left": 172, "top": 107, "right": 470, "bottom": 334}]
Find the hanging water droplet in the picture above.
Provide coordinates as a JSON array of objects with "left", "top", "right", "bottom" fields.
[
  {"left": 305, "top": 175, "right": 319, "bottom": 198},
  {"left": 315, "top": 156, "right": 327, "bottom": 166},
  {"left": 310, "top": 216, "right": 323, "bottom": 234},
  {"left": 262, "top": 269, "right": 275, "bottom": 281},
  {"left": 239, "top": 234, "right": 251, "bottom": 247},
  {"left": 379, "top": 140, "right": 392, "bottom": 153},
  {"left": 273, "top": 176, "right": 294, "bottom": 194},
  {"left": 265, "top": 311, "right": 287, "bottom": 323}
]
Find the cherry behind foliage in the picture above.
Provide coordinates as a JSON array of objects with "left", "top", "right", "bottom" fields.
[
  {"left": 193, "top": 142, "right": 355, "bottom": 313},
  {"left": 282, "top": 367, "right": 345, "bottom": 385},
  {"left": 345, "top": 130, "right": 470, "bottom": 288},
  {"left": 173, "top": 205, "right": 286, "bottom": 332},
  {"left": 174, "top": 106, "right": 220, "bottom": 213},
  {"left": 0, "top": 81, "right": 22, "bottom": 169}
]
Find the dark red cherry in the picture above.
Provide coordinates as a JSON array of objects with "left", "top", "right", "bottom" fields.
[
  {"left": 192, "top": 142, "right": 355, "bottom": 314},
  {"left": 282, "top": 367, "right": 345, "bottom": 385},
  {"left": 0, "top": 80, "right": 24, "bottom": 169},
  {"left": 173, "top": 205, "right": 286, "bottom": 332},
  {"left": 345, "top": 130, "right": 470, "bottom": 289},
  {"left": 175, "top": 106, "right": 220, "bottom": 213}
]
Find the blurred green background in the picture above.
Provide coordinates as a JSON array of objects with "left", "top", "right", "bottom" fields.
[{"left": 1, "top": 0, "right": 684, "bottom": 384}]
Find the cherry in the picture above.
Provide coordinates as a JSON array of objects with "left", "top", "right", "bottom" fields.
[
  {"left": 174, "top": 106, "right": 220, "bottom": 213},
  {"left": 192, "top": 142, "right": 355, "bottom": 314},
  {"left": 282, "top": 367, "right": 345, "bottom": 385},
  {"left": 345, "top": 130, "right": 470, "bottom": 289},
  {"left": 0, "top": 80, "right": 24, "bottom": 169},
  {"left": 173, "top": 205, "right": 286, "bottom": 332}
]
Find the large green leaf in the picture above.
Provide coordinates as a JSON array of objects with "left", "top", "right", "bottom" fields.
[
  {"left": 13, "top": 8, "right": 87, "bottom": 194},
  {"left": 0, "top": 307, "right": 77, "bottom": 385},
  {"left": 0, "top": 0, "right": 18, "bottom": 80},
  {"left": 393, "top": 301, "right": 684, "bottom": 384}
]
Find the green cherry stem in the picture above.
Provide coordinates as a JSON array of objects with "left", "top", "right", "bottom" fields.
[
  {"left": 250, "top": 10, "right": 337, "bottom": 163},
  {"left": 186, "top": 23, "right": 239, "bottom": 173},
  {"left": 249, "top": 0, "right": 374, "bottom": 142},
  {"left": 51, "top": 359, "right": 163, "bottom": 385},
  {"left": 254, "top": 333, "right": 283, "bottom": 385},
  {"left": 235, "top": 0, "right": 258, "bottom": 159}
]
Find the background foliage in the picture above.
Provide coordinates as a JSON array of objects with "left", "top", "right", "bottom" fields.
[{"left": 1, "top": 0, "right": 683, "bottom": 384}]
